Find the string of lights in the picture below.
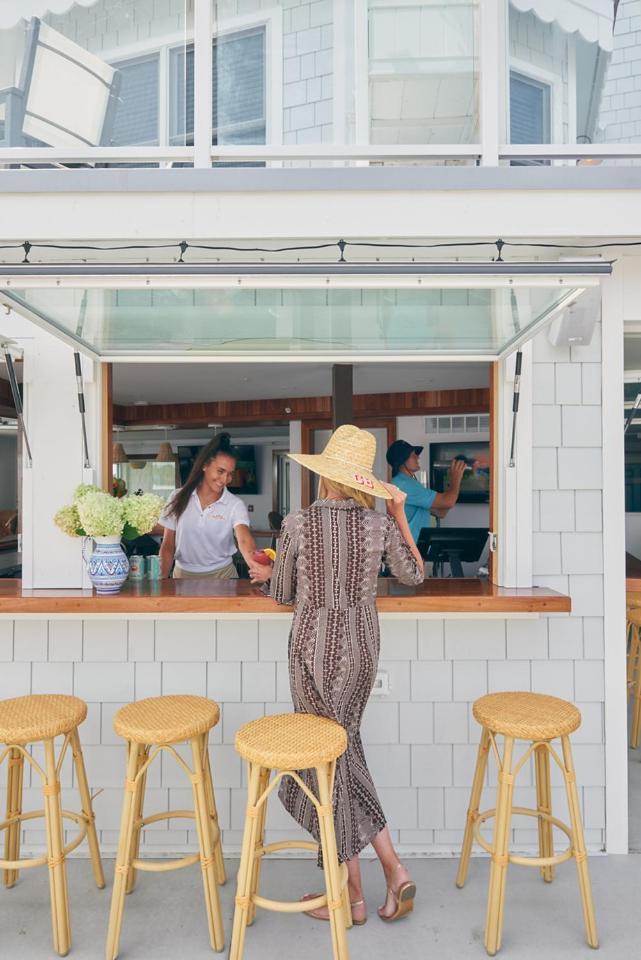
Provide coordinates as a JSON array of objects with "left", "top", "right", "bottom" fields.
[{"left": 0, "top": 237, "right": 633, "bottom": 264}]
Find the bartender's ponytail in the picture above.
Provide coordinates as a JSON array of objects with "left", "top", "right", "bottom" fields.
[{"left": 167, "top": 432, "right": 238, "bottom": 521}]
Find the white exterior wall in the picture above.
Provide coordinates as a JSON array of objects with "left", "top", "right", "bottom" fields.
[
  {"left": 0, "top": 604, "right": 606, "bottom": 859},
  {"left": 599, "top": 0, "right": 641, "bottom": 143}
]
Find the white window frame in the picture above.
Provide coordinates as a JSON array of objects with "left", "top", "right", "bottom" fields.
[
  {"left": 508, "top": 56, "right": 563, "bottom": 147},
  {"left": 100, "top": 8, "right": 282, "bottom": 156}
]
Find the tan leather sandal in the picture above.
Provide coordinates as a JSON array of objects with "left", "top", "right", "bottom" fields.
[
  {"left": 302, "top": 893, "right": 368, "bottom": 925},
  {"left": 378, "top": 863, "right": 416, "bottom": 922}
]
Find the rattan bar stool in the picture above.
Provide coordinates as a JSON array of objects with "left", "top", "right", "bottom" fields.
[
  {"left": 230, "top": 713, "right": 352, "bottom": 960},
  {"left": 0, "top": 694, "right": 104, "bottom": 956},
  {"left": 105, "top": 695, "right": 226, "bottom": 960},
  {"left": 627, "top": 608, "right": 641, "bottom": 747},
  {"left": 456, "top": 691, "right": 598, "bottom": 956}
]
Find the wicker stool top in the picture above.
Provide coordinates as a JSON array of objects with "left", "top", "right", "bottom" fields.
[
  {"left": 627, "top": 607, "right": 641, "bottom": 625},
  {"left": 235, "top": 713, "right": 347, "bottom": 768},
  {"left": 113, "top": 695, "right": 220, "bottom": 745},
  {"left": 0, "top": 694, "right": 87, "bottom": 745},
  {"left": 473, "top": 692, "right": 581, "bottom": 741}
]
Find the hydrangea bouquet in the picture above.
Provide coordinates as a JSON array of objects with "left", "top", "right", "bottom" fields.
[
  {"left": 55, "top": 484, "right": 164, "bottom": 541},
  {"left": 54, "top": 485, "right": 165, "bottom": 595}
]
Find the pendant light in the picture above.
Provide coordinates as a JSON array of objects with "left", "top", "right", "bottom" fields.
[
  {"left": 156, "top": 427, "right": 175, "bottom": 462},
  {"left": 112, "top": 427, "right": 128, "bottom": 464}
]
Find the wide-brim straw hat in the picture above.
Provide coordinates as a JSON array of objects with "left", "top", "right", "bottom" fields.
[{"left": 288, "top": 424, "right": 391, "bottom": 499}]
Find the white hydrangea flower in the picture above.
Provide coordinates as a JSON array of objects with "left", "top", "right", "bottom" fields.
[
  {"left": 76, "top": 491, "right": 125, "bottom": 538},
  {"left": 123, "top": 494, "right": 164, "bottom": 536}
]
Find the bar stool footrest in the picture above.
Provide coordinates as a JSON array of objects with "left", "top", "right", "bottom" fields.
[
  {"left": 247, "top": 839, "right": 348, "bottom": 915},
  {"left": 0, "top": 808, "right": 88, "bottom": 870},
  {"left": 128, "top": 808, "right": 220, "bottom": 873},
  {"left": 473, "top": 805, "right": 574, "bottom": 868}
]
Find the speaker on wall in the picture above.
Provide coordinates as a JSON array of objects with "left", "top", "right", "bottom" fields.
[{"left": 547, "top": 301, "right": 598, "bottom": 348}]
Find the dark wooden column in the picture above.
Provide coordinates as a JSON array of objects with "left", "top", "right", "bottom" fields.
[{"left": 332, "top": 364, "right": 353, "bottom": 429}]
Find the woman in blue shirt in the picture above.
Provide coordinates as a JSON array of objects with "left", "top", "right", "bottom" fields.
[{"left": 385, "top": 440, "right": 466, "bottom": 543}]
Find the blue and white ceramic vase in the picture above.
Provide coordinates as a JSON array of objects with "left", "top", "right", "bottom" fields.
[{"left": 84, "top": 536, "right": 129, "bottom": 595}]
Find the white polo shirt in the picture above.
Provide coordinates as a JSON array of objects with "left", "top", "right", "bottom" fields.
[{"left": 160, "top": 488, "right": 250, "bottom": 573}]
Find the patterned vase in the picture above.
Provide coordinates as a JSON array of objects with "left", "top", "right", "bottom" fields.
[{"left": 84, "top": 536, "right": 129, "bottom": 595}]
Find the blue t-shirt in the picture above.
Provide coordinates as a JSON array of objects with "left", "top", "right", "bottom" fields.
[{"left": 391, "top": 472, "right": 437, "bottom": 543}]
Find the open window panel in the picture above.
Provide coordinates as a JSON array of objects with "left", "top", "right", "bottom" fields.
[{"left": 0, "top": 262, "right": 606, "bottom": 587}]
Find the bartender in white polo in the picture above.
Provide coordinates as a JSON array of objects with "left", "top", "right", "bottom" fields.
[{"left": 159, "top": 433, "right": 265, "bottom": 580}]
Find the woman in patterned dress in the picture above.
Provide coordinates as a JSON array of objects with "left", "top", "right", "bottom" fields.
[{"left": 262, "top": 424, "right": 424, "bottom": 925}]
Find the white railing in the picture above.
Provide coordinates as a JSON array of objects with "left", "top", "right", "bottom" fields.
[{"left": 0, "top": 0, "right": 633, "bottom": 170}]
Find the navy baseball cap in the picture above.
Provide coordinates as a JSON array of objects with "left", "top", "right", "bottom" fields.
[{"left": 386, "top": 439, "right": 424, "bottom": 474}]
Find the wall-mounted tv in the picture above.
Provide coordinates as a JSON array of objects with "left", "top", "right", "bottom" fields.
[
  {"left": 429, "top": 440, "right": 490, "bottom": 504},
  {"left": 177, "top": 444, "right": 259, "bottom": 495}
]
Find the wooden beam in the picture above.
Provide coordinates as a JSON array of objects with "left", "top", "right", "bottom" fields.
[
  {"left": 332, "top": 364, "right": 353, "bottom": 429},
  {"left": 101, "top": 363, "right": 113, "bottom": 492},
  {"left": 114, "top": 387, "right": 489, "bottom": 428}
]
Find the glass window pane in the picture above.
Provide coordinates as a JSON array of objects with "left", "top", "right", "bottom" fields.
[
  {"left": 170, "top": 27, "right": 266, "bottom": 146},
  {"left": 367, "top": 0, "right": 480, "bottom": 146},
  {"left": 510, "top": 72, "right": 549, "bottom": 144},
  {"left": 6, "top": 283, "right": 583, "bottom": 358},
  {"left": 116, "top": 460, "right": 177, "bottom": 499},
  {"left": 111, "top": 56, "right": 159, "bottom": 146}
]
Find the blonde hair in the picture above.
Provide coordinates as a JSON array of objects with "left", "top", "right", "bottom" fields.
[{"left": 317, "top": 476, "right": 375, "bottom": 511}]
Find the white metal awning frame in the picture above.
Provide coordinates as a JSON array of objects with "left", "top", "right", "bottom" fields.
[{"left": 0, "top": 259, "right": 609, "bottom": 364}]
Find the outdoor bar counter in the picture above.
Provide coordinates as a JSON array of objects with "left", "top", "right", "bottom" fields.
[
  {"left": 0, "top": 578, "right": 571, "bottom": 615},
  {"left": 0, "top": 574, "right": 603, "bottom": 866}
]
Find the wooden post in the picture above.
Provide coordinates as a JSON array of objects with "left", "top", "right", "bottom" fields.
[
  {"left": 101, "top": 362, "right": 113, "bottom": 492},
  {"left": 332, "top": 365, "right": 353, "bottom": 430}
]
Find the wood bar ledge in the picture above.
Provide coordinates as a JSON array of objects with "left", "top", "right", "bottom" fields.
[{"left": 0, "top": 579, "right": 570, "bottom": 615}]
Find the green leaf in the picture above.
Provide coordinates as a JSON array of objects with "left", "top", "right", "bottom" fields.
[{"left": 122, "top": 522, "right": 140, "bottom": 541}]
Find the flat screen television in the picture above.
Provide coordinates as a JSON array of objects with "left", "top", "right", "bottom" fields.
[
  {"left": 429, "top": 440, "right": 490, "bottom": 504},
  {"left": 177, "top": 444, "right": 258, "bottom": 495}
]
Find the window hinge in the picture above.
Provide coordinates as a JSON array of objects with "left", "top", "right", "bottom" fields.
[{"left": 489, "top": 532, "right": 497, "bottom": 553}]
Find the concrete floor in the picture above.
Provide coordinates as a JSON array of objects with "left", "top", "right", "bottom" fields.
[{"left": 1, "top": 853, "right": 639, "bottom": 959}]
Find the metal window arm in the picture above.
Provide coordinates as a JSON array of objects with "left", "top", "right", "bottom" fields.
[
  {"left": 508, "top": 350, "right": 523, "bottom": 469},
  {"left": 74, "top": 352, "right": 91, "bottom": 469},
  {"left": 2, "top": 343, "right": 32, "bottom": 467}
]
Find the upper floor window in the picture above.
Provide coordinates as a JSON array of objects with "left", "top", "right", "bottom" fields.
[{"left": 509, "top": 71, "right": 550, "bottom": 145}]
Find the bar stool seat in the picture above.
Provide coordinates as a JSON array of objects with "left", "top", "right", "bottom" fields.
[
  {"left": 456, "top": 691, "right": 598, "bottom": 956},
  {"left": 472, "top": 691, "right": 581, "bottom": 741},
  {"left": 235, "top": 712, "right": 347, "bottom": 768},
  {"left": 230, "top": 713, "right": 351, "bottom": 960},
  {"left": 0, "top": 694, "right": 104, "bottom": 957},
  {"left": 0, "top": 693, "right": 87, "bottom": 744},
  {"left": 106, "top": 695, "right": 226, "bottom": 960},
  {"left": 113, "top": 694, "right": 220, "bottom": 744}
]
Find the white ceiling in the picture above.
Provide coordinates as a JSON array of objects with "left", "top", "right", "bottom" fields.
[{"left": 113, "top": 361, "right": 489, "bottom": 405}]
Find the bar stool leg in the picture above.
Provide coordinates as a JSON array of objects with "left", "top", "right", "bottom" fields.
[
  {"left": 484, "top": 736, "right": 514, "bottom": 957},
  {"left": 190, "top": 734, "right": 224, "bottom": 952},
  {"left": 106, "top": 741, "right": 142, "bottom": 960},
  {"left": 534, "top": 744, "right": 554, "bottom": 883},
  {"left": 70, "top": 727, "right": 105, "bottom": 890},
  {"left": 247, "top": 765, "right": 270, "bottom": 926},
  {"left": 3, "top": 747, "right": 24, "bottom": 888},
  {"left": 560, "top": 736, "right": 598, "bottom": 949},
  {"left": 230, "top": 761, "right": 263, "bottom": 960},
  {"left": 125, "top": 743, "right": 149, "bottom": 895},
  {"left": 456, "top": 726, "right": 490, "bottom": 889},
  {"left": 43, "top": 738, "right": 71, "bottom": 957},
  {"left": 316, "top": 761, "right": 350, "bottom": 960},
  {"left": 203, "top": 740, "right": 227, "bottom": 885}
]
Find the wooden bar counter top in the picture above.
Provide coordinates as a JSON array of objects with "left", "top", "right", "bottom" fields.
[{"left": 0, "top": 578, "right": 570, "bottom": 615}]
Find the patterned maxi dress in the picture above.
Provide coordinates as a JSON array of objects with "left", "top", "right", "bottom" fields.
[{"left": 270, "top": 498, "right": 424, "bottom": 864}]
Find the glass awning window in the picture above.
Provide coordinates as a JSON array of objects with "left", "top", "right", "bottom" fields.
[{"left": 0, "top": 265, "right": 605, "bottom": 361}]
